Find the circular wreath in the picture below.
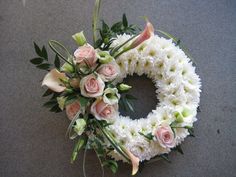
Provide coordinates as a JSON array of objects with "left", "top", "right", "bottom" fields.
[
  {"left": 31, "top": 3, "right": 201, "bottom": 174},
  {"left": 108, "top": 34, "right": 201, "bottom": 161}
]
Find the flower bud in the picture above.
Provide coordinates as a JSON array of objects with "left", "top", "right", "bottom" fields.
[
  {"left": 103, "top": 88, "right": 120, "bottom": 105},
  {"left": 73, "top": 119, "right": 86, "bottom": 135},
  {"left": 117, "top": 83, "right": 132, "bottom": 92},
  {"left": 97, "top": 51, "right": 113, "bottom": 64},
  {"left": 72, "top": 31, "right": 87, "bottom": 46},
  {"left": 57, "top": 96, "right": 66, "bottom": 110},
  {"left": 69, "top": 78, "right": 80, "bottom": 89},
  {"left": 174, "top": 112, "right": 184, "bottom": 123},
  {"left": 182, "top": 108, "right": 191, "bottom": 117}
]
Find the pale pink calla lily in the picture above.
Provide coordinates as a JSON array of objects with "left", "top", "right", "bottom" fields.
[
  {"left": 130, "top": 21, "right": 154, "bottom": 49},
  {"left": 42, "top": 69, "right": 67, "bottom": 92},
  {"left": 123, "top": 148, "right": 140, "bottom": 175}
]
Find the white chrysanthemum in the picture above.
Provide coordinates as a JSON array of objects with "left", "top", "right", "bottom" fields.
[{"left": 106, "top": 34, "right": 201, "bottom": 161}]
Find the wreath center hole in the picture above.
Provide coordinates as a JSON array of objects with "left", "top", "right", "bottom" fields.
[{"left": 119, "top": 74, "right": 158, "bottom": 120}]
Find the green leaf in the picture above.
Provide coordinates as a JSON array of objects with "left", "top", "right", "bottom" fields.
[
  {"left": 111, "top": 22, "right": 123, "bottom": 33},
  {"left": 30, "top": 57, "right": 44, "bottom": 65},
  {"left": 79, "top": 96, "right": 90, "bottom": 107},
  {"left": 122, "top": 14, "right": 128, "bottom": 28},
  {"left": 125, "top": 99, "right": 134, "bottom": 112},
  {"left": 103, "top": 160, "right": 118, "bottom": 174},
  {"left": 36, "top": 63, "right": 51, "bottom": 70},
  {"left": 54, "top": 54, "right": 60, "bottom": 69},
  {"left": 139, "top": 132, "right": 154, "bottom": 140},
  {"left": 41, "top": 46, "right": 48, "bottom": 60},
  {"left": 43, "top": 100, "right": 57, "bottom": 108},
  {"left": 125, "top": 94, "right": 137, "bottom": 100},
  {"left": 187, "top": 127, "right": 195, "bottom": 137},
  {"left": 42, "top": 89, "right": 53, "bottom": 97},
  {"left": 173, "top": 145, "right": 184, "bottom": 155},
  {"left": 71, "top": 136, "right": 88, "bottom": 163},
  {"left": 50, "top": 104, "right": 61, "bottom": 113},
  {"left": 160, "top": 154, "right": 171, "bottom": 163},
  {"left": 65, "top": 94, "right": 78, "bottom": 105},
  {"left": 33, "top": 42, "right": 42, "bottom": 57}
]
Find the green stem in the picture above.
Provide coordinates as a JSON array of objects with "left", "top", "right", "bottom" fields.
[
  {"left": 48, "top": 40, "right": 73, "bottom": 66},
  {"left": 82, "top": 142, "right": 89, "bottom": 177},
  {"left": 114, "top": 47, "right": 130, "bottom": 58},
  {"left": 95, "top": 120, "right": 130, "bottom": 162},
  {"left": 110, "top": 35, "right": 137, "bottom": 56},
  {"left": 92, "top": 0, "right": 101, "bottom": 45}
]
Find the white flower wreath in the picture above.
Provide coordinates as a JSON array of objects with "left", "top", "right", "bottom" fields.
[{"left": 107, "top": 34, "right": 201, "bottom": 161}]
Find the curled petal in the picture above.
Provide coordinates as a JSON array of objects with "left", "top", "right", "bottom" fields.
[
  {"left": 42, "top": 69, "right": 67, "bottom": 92},
  {"left": 123, "top": 148, "right": 140, "bottom": 175},
  {"left": 130, "top": 21, "right": 154, "bottom": 49}
]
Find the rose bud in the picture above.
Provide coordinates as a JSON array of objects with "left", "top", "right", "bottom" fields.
[
  {"left": 90, "top": 98, "right": 118, "bottom": 121},
  {"left": 73, "top": 44, "right": 97, "bottom": 67},
  {"left": 103, "top": 88, "right": 120, "bottom": 105},
  {"left": 66, "top": 101, "right": 81, "bottom": 120},
  {"left": 154, "top": 125, "right": 175, "bottom": 148},
  {"left": 97, "top": 61, "right": 120, "bottom": 82},
  {"left": 80, "top": 74, "right": 105, "bottom": 98}
]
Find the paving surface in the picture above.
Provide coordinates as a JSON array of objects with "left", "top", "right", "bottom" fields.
[{"left": 0, "top": 0, "right": 235, "bottom": 177}]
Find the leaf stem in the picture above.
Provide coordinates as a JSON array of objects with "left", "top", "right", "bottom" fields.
[
  {"left": 92, "top": 0, "right": 101, "bottom": 45},
  {"left": 48, "top": 40, "right": 73, "bottom": 66}
]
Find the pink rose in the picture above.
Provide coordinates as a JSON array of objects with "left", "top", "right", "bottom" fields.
[
  {"left": 97, "top": 62, "right": 120, "bottom": 82},
  {"left": 90, "top": 99, "right": 118, "bottom": 121},
  {"left": 66, "top": 101, "right": 81, "bottom": 120},
  {"left": 80, "top": 74, "right": 105, "bottom": 98},
  {"left": 155, "top": 125, "right": 175, "bottom": 148},
  {"left": 130, "top": 21, "right": 154, "bottom": 49},
  {"left": 74, "top": 44, "right": 97, "bottom": 67}
]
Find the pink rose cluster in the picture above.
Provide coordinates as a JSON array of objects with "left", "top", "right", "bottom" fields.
[{"left": 69, "top": 44, "right": 120, "bottom": 121}]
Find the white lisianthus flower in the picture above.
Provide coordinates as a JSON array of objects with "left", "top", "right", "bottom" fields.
[
  {"left": 73, "top": 119, "right": 86, "bottom": 136},
  {"left": 103, "top": 88, "right": 120, "bottom": 105}
]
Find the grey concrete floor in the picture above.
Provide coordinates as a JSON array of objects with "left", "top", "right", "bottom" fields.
[{"left": 0, "top": 0, "right": 235, "bottom": 177}]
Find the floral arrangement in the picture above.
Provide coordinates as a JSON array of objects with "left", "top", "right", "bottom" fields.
[{"left": 30, "top": 0, "right": 201, "bottom": 176}]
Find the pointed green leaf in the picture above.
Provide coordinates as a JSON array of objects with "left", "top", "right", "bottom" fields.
[
  {"left": 36, "top": 63, "right": 51, "bottom": 70},
  {"left": 43, "top": 100, "right": 57, "bottom": 108},
  {"left": 54, "top": 54, "right": 60, "bottom": 69},
  {"left": 79, "top": 96, "right": 90, "bottom": 107},
  {"left": 41, "top": 46, "right": 48, "bottom": 60},
  {"left": 122, "top": 14, "right": 128, "bottom": 28},
  {"left": 42, "top": 89, "right": 53, "bottom": 97},
  {"left": 33, "top": 42, "right": 42, "bottom": 57},
  {"left": 30, "top": 58, "right": 44, "bottom": 65}
]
